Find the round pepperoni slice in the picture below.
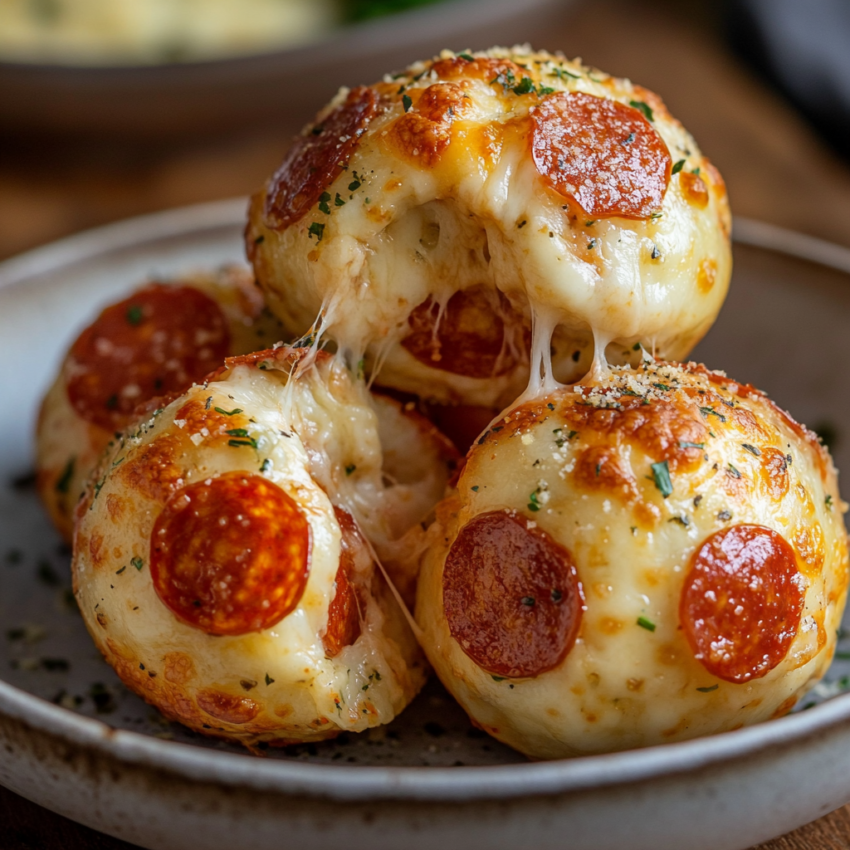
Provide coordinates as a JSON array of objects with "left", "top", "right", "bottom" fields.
[
  {"left": 443, "top": 510, "right": 583, "bottom": 678},
  {"left": 680, "top": 525, "right": 804, "bottom": 684},
  {"left": 323, "top": 508, "right": 363, "bottom": 658},
  {"left": 264, "top": 86, "right": 379, "bottom": 230},
  {"left": 401, "top": 286, "right": 524, "bottom": 378},
  {"left": 151, "top": 473, "right": 311, "bottom": 636},
  {"left": 66, "top": 284, "right": 230, "bottom": 432},
  {"left": 531, "top": 92, "right": 672, "bottom": 218}
]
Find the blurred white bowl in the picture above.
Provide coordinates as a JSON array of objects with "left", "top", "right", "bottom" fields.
[{"left": 0, "top": 0, "right": 568, "bottom": 140}]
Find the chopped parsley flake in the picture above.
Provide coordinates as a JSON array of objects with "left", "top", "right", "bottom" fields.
[
  {"left": 679, "top": 441, "right": 705, "bottom": 449},
  {"left": 741, "top": 443, "right": 761, "bottom": 456},
  {"left": 650, "top": 460, "right": 673, "bottom": 498},
  {"left": 629, "top": 100, "right": 654, "bottom": 121},
  {"left": 335, "top": 193, "right": 346, "bottom": 206},
  {"left": 528, "top": 491, "right": 541, "bottom": 512},
  {"left": 672, "top": 159, "right": 686, "bottom": 175},
  {"left": 587, "top": 238, "right": 598, "bottom": 250},
  {"left": 471, "top": 485, "right": 479, "bottom": 492},
  {"left": 55, "top": 457, "right": 75, "bottom": 494},
  {"left": 253, "top": 234, "right": 265, "bottom": 245},
  {"left": 550, "top": 66, "right": 580, "bottom": 81},
  {"left": 458, "top": 53, "right": 474, "bottom": 61},
  {"left": 512, "top": 76, "right": 536, "bottom": 95},
  {"left": 717, "top": 510, "right": 732, "bottom": 521},
  {"left": 308, "top": 222, "right": 325, "bottom": 242},
  {"left": 402, "top": 94, "right": 413, "bottom": 112},
  {"left": 318, "top": 191, "right": 332, "bottom": 214},
  {"left": 126, "top": 305, "right": 143, "bottom": 326},
  {"left": 637, "top": 616, "right": 656, "bottom": 632},
  {"left": 826, "top": 494, "right": 834, "bottom": 510},
  {"left": 727, "top": 463, "right": 741, "bottom": 479},
  {"left": 491, "top": 675, "right": 506, "bottom": 682},
  {"left": 699, "top": 406, "right": 726, "bottom": 423},
  {"left": 697, "top": 685, "right": 718, "bottom": 693},
  {"left": 131, "top": 556, "right": 144, "bottom": 571},
  {"left": 345, "top": 464, "right": 357, "bottom": 476},
  {"left": 214, "top": 407, "right": 243, "bottom": 416},
  {"left": 260, "top": 458, "right": 272, "bottom": 474}
]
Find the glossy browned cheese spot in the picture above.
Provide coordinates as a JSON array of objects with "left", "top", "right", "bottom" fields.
[
  {"left": 680, "top": 524, "right": 804, "bottom": 683},
  {"left": 196, "top": 689, "right": 261, "bottom": 725},
  {"left": 680, "top": 171, "right": 709, "bottom": 208},
  {"left": 322, "top": 508, "right": 364, "bottom": 658},
  {"left": 759, "top": 447, "right": 790, "bottom": 501},
  {"left": 66, "top": 285, "right": 230, "bottom": 432},
  {"left": 564, "top": 394, "right": 708, "bottom": 473},
  {"left": 531, "top": 92, "right": 671, "bottom": 218},
  {"left": 443, "top": 510, "right": 583, "bottom": 678},
  {"left": 118, "top": 433, "right": 186, "bottom": 504},
  {"left": 264, "top": 86, "right": 379, "bottom": 230},
  {"left": 389, "top": 82, "right": 471, "bottom": 167},
  {"left": 401, "top": 286, "right": 524, "bottom": 378},
  {"left": 150, "top": 473, "right": 311, "bottom": 636},
  {"left": 431, "top": 56, "right": 525, "bottom": 84},
  {"left": 697, "top": 259, "right": 717, "bottom": 294},
  {"left": 794, "top": 522, "right": 825, "bottom": 578}
]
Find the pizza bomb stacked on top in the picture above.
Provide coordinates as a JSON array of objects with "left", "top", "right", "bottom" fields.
[
  {"left": 246, "top": 46, "right": 731, "bottom": 408},
  {"left": 38, "top": 45, "right": 847, "bottom": 757}
]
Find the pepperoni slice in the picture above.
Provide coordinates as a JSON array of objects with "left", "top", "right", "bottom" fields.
[
  {"left": 680, "top": 525, "right": 804, "bottom": 684},
  {"left": 66, "top": 284, "right": 230, "bottom": 432},
  {"left": 264, "top": 86, "right": 379, "bottom": 230},
  {"left": 443, "top": 510, "right": 583, "bottom": 678},
  {"left": 531, "top": 92, "right": 672, "bottom": 218},
  {"left": 401, "top": 286, "right": 524, "bottom": 378},
  {"left": 150, "top": 473, "right": 311, "bottom": 636},
  {"left": 323, "top": 508, "right": 363, "bottom": 658}
]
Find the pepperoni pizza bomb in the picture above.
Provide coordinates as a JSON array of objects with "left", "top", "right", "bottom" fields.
[
  {"left": 246, "top": 46, "right": 731, "bottom": 408},
  {"left": 72, "top": 347, "right": 455, "bottom": 747},
  {"left": 415, "top": 361, "right": 848, "bottom": 759},
  {"left": 36, "top": 267, "right": 283, "bottom": 541}
]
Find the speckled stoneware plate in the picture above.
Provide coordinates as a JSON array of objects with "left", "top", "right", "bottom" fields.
[{"left": 3, "top": 200, "right": 850, "bottom": 850}]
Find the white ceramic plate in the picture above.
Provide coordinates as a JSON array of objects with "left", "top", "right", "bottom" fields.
[{"left": 2, "top": 200, "right": 850, "bottom": 850}]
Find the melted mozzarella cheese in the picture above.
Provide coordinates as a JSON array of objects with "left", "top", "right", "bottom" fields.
[
  {"left": 248, "top": 47, "right": 732, "bottom": 408},
  {"left": 72, "top": 349, "right": 453, "bottom": 746},
  {"left": 414, "top": 361, "right": 848, "bottom": 758}
]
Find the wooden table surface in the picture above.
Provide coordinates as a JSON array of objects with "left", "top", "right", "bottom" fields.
[{"left": 3, "top": 0, "right": 850, "bottom": 847}]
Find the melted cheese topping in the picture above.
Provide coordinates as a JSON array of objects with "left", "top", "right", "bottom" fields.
[
  {"left": 36, "top": 267, "right": 283, "bottom": 541},
  {"left": 414, "top": 361, "right": 848, "bottom": 758},
  {"left": 248, "top": 47, "right": 732, "bottom": 408},
  {"left": 71, "top": 349, "right": 453, "bottom": 746}
]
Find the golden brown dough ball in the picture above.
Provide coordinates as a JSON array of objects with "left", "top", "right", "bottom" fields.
[
  {"left": 36, "top": 267, "right": 283, "bottom": 540},
  {"left": 415, "top": 360, "right": 848, "bottom": 759},
  {"left": 247, "top": 47, "right": 731, "bottom": 408},
  {"left": 72, "top": 347, "right": 456, "bottom": 747}
]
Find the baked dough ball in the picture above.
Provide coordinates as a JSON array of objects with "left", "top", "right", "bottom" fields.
[
  {"left": 36, "top": 267, "right": 283, "bottom": 540},
  {"left": 246, "top": 46, "right": 731, "bottom": 407},
  {"left": 72, "top": 347, "right": 454, "bottom": 747},
  {"left": 415, "top": 360, "right": 848, "bottom": 759}
]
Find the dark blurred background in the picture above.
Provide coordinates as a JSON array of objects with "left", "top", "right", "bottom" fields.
[{"left": 3, "top": 0, "right": 850, "bottom": 264}]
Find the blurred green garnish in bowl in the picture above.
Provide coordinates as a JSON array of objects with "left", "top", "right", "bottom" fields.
[{"left": 0, "top": 0, "right": 451, "bottom": 65}]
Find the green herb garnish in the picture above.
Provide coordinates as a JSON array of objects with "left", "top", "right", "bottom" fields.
[
  {"left": 637, "top": 616, "right": 656, "bottom": 632},
  {"left": 650, "top": 460, "right": 673, "bottom": 498},
  {"left": 671, "top": 159, "right": 686, "bottom": 175},
  {"left": 630, "top": 100, "right": 654, "bottom": 121},
  {"left": 214, "top": 407, "right": 243, "bottom": 416}
]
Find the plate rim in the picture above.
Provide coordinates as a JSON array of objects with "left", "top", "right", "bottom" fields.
[{"left": 2, "top": 200, "right": 850, "bottom": 804}]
